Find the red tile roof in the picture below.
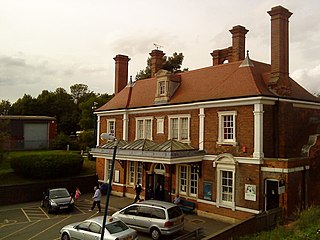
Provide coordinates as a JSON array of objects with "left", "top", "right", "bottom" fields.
[{"left": 98, "top": 60, "right": 319, "bottom": 111}]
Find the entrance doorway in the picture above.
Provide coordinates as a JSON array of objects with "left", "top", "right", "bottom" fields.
[
  {"left": 146, "top": 163, "right": 166, "bottom": 201},
  {"left": 265, "top": 179, "right": 279, "bottom": 211}
]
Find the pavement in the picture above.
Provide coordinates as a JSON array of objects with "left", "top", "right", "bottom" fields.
[{"left": 92, "top": 193, "right": 233, "bottom": 238}]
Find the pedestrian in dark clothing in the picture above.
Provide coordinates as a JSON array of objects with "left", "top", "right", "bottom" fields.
[
  {"left": 155, "top": 183, "right": 164, "bottom": 201},
  {"left": 134, "top": 182, "right": 142, "bottom": 203},
  {"left": 146, "top": 184, "right": 153, "bottom": 200}
]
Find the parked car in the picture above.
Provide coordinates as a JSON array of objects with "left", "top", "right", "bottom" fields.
[
  {"left": 60, "top": 216, "right": 138, "bottom": 240},
  {"left": 41, "top": 188, "right": 74, "bottom": 213},
  {"left": 112, "top": 200, "right": 184, "bottom": 240}
]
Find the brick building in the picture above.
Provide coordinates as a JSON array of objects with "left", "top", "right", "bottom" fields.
[
  {"left": 91, "top": 6, "right": 320, "bottom": 220},
  {"left": 0, "top": 115, "right": 57, "bottom": 150}
]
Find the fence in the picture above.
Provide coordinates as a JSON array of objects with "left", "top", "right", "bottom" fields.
[
  {"left": 202, "top": 207, "right": 284, "bottom": 240},
  {"left": 0, "top": 174, "right": 98, "bottom": 206}
]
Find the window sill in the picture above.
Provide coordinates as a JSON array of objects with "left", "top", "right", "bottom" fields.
[{"left": 216, "top": 141, "right": 237, "bottom": 146}]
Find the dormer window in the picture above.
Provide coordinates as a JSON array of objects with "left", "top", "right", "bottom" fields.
[
  {"left": 154, "top": 70, "right": 181, "bottom": 105},
  {"left": 159, "top": 81, "right": 166, "bottom": 95}
]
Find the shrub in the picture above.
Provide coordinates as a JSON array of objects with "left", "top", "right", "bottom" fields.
[
  {"left": 51, "top": 133, "right": 79, "bottom": 150},
  {"left": 10, "top": 151, "right": 83, "bottom": 179}
]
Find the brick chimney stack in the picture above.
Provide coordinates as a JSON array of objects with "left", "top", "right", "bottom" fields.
[
  {"left": 150, "top": 49, "right": 165, "bottom": 77},
  {"left": 268, "top": 6, "right": 292, "bottom": 95},
  {"left": 230, "top": 25, "right": 249, "bottom": 62},
  {"left": 113, "top": 54, "right": 130, "bottom": 94}
]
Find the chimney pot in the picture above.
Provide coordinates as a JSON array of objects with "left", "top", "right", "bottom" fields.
[
  {"left": 229, "top": 25, "right": 249, "bottom": 62},
  {"left": 113, "top": 54, "right": 130, "bottom": 94},
  {"left": 149, "top": 49, "right": 165, "bottom": 77},
  {"left": 268, "top": 6, "right": 292, "bottom": 95}
]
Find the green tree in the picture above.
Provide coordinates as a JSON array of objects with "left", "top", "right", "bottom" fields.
[
  {"left": 10, "top": 94, "right": 39, "bottom": 115},
  {"left": 135, "top": 52, "right": 188, "bottom": 80},
  {"left": 52, "top": 87, "right": 78, "bottom": 135},
  {"left": 70, "top": 83, "right": 92, "bottom": 104},
  {"left": 0, "top": 100, "right": 11, "bottom": 115},
  {"left": 0, "top": 118, "right": 10, "bottom": 164}
]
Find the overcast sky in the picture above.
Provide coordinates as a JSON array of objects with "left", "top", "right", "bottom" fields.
[{"left": 1, "top": 0, "right": 319, "bottom": 103}]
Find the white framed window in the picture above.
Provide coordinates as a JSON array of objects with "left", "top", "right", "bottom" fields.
[
  {"left": 168, "top": 115, "right": 190, "bottom": 142},
  {"left": 156, "top": 117, "right": 164, "bottom": 134},
  {"left": 136, "top": 117, "right": 153, "bottom": 140},
  {"left": 179, "top": 165, "right": 198, "bottom": 197},
  {"left": 180, "top": 165, "right": 187, "bottom": 194},
  {"left": 216, "top": 158, "right": 236, "bottom": 209},
  {"left": 137, "top": 162, "right": 143, "bottom": 185},
  {"left": 159, "top": 81, "right": 166, "bottom": 95},
  {"left": 107, "top": 119, "right": 116, "bottom": 136},
  {"left": 104, "top": 159, "right": 114, "bottom": 182},
  {"left": 218, "top": 111, "right": 237, "bottom": 145},
  {"left": 190, "top": 167, "right": 198, "bottom": 195},
  {"left": 127, "top": 161, "right": 144, "bottom": 186},
  {"left": 129, "top": 162, "right": 135, "bottom": 184},
  {"left": 221, "top": 170, "right": 233, "bottom": 202}
]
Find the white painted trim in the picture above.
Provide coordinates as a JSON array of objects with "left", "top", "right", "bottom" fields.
[
  {"left": 92, "top": 153, "right": 203, "bottom": 164},
  {"left": 96, "top": 115, "right": 101, "bottom": 147},
  {"left": 96, "top": 96, "right": 278, "bottom": 116},
  {"left": 199, "top": 108, "right": 205, "bottom": 150},
  {"left": 123, "top": 112, "right": 128, "bottom": 141},
  {"left": 203, "top": 155, "right": 263, "bottom": 165},
  {"left": 293, "top": 103, "right": 320, "bottom": 109},
  {"left": 197, "top": 199, "right": 261, "bottom": 214},
  {"left": 253, "top": 103, "right": 264, "bottom": 159},
  {"left": 235, "top": 206, "right": 261, "bottom": 214},
  {"left": 261, "top": 166, "right": 309, "bottom": 173}
]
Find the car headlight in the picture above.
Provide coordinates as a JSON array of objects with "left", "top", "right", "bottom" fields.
[{"left": 50, "top": 200, "right": 57, "bottom": 206}]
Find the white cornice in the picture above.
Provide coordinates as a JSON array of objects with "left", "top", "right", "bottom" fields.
[
  {"left": 261, "top": 166, "right": 309, "bottom": 173},
  {"left": 203, "top": 155, "right": 263, "bottom": 165},
  {"left": 91, "top": 152, "right": 203, "bottom": 164},
  {"left": 96, "top": 96, "right": 278, "bottom": 116}
]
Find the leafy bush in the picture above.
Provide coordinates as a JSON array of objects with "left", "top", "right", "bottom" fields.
[
  {"left": 10, "top": 151, "right": 83, "bottom": 179},
  {"left": 51, "top": 133, "right": 79, "bottom": 150},
  {"left": 240, "top": 206, "right": 320, "bottom": 240}
]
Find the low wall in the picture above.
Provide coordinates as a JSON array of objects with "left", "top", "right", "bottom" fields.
[
  {"left": 0, "top": 174, "right": 98, "bottom": 206},
  {"left": 202, "top": 208, "right": 284, "bottom": 240}
]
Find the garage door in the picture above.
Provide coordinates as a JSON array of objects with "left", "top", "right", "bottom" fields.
[{"left": 24, "top": 123, "right": 49, "bottom": 149}]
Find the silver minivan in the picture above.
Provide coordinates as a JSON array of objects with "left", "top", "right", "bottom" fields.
[{"left": 112, "top": 200, "right": 184, "bottom": 240}]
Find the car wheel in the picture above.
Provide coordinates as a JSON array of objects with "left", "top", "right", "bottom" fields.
[
  {"left": 150, "top": 227, "right": 161, "bottom": 240},
  {"left": 61, "top": 232, "right": 70, "bottom": 240}
]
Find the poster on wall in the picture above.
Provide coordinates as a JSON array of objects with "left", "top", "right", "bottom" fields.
[
  {"left": 245, "top": 184, "right": 256, "bottom": 201},
  {"left": 203, "top": 182, "right": 212, "bottom": 201},
  {"left": 115, "top": 170, "right": 120, "bottom": 183}
]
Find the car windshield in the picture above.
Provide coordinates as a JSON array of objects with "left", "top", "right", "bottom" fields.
[
  {"left": 168, "top": 206, "right": 183, "bottom": 219},
  {"left": 105, "top": 220, "right": 129, "bottom": 234},
  {"left": 49, "top": 189, "right": 70, "bottom": 199}
]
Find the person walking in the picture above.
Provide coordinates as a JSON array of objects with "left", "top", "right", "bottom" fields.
[
  {"left": 75, "top": 187, "right": 81, "bottom": 204},
  {"left": 89, "top": 186, "right": 101, "bottom": 213},
  {"left": 134, "top": 182, "right": 142, "bottom": 203}
]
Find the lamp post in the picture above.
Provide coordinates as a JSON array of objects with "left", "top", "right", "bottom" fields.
[
  {"left": 100, "top": 133, "right": 118, "bottom": 240},
  {"left": 92, "top": 101, "right": 98, "bottom": 147}
]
